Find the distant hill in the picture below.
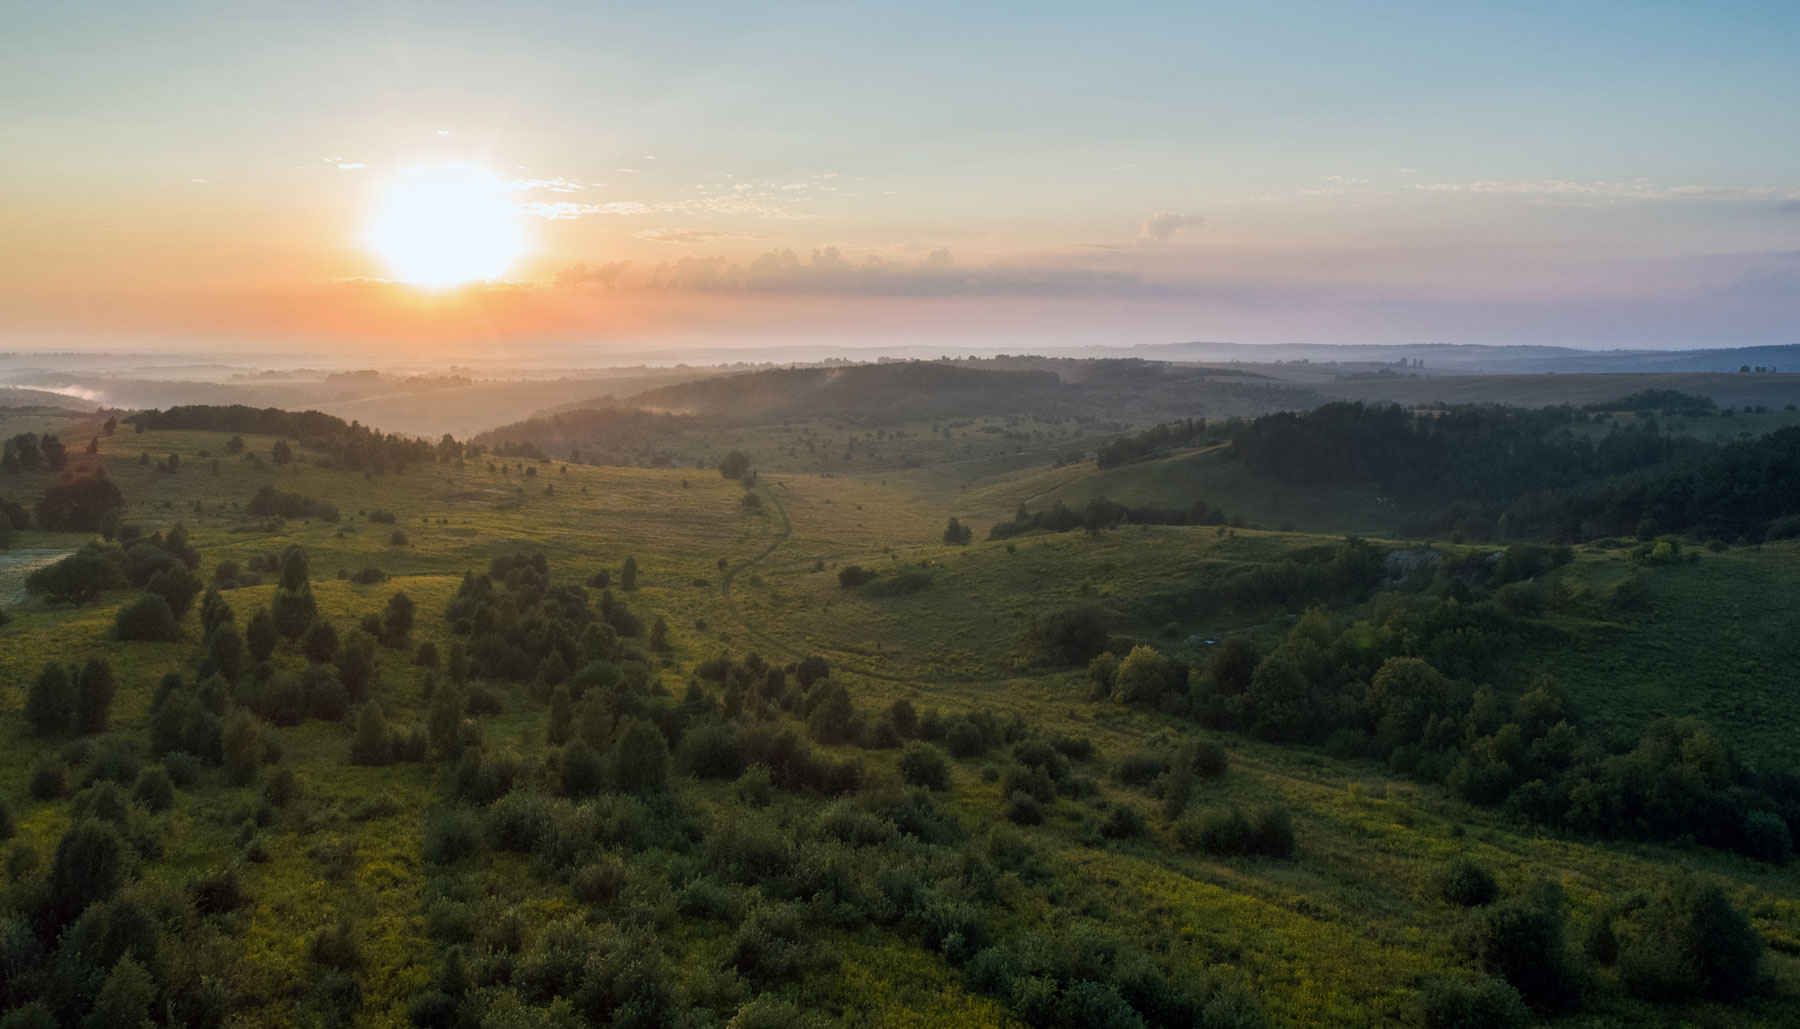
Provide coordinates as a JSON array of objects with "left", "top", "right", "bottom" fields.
[
  {"left": 0, "top": 387, "right": 96, "bottom": 411},
  {"left": 621, "top": 358, "right": 1316, "bottom": 423},
  {"left": 1133, "top": 341, "right": 1800, "bottom": 375}
]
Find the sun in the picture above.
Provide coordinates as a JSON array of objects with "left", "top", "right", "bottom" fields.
[{"left": 365, "top": 164, "right": 526, "bottom": 289}]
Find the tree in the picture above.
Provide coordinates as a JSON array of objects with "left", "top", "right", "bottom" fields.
[
  {"left": 114, "top": 593, "right": 180, "bottom": 642},
  {"left": 1112, "top": 644, "right": 1182, "bottom": 707},
  {"left": 336, "top": 630, "right": 378, "bottom": 703},
  {"left": 547, "top": 685, "right": 573, "bottom": 746},
  {"left": 35, "top": 475, "right": 124, "bottom": 531},
  {"left": 25, "top": 548, "right": 123, "bottom": 605},
  {"left": 620, "top": 555, "right": 638, "bottom": 591},
  {"left": 427, "top": 684, "right": 464, "bottom": 761},
  {"left": 609, "top": 719, "right": 668, "bottom": 793},
  {"left": 49, "top": 820, "right": 125, "bottom": 919},
  {"left": 942, "top": 517, "right": 973, "bottom": 545},
  {"left": 649, "top": 615, "right": 670, "bottom": 652},
  {"left": 85, "top": 956, "right": 156, "bottom": 1029},
  {"left": 272, "top": 439, "right": 294, "bottom": 465},
  {"left": 225, "top": 434, "right": 245, "bottom": 454},
  {"left": 1207, "top": 637, "right": 1257, "bottom": 696},
  {"left": 271, "top": 578, "right": 316, "bottom": 640},
  {"left": 75, "top": 659, "right": 117, "bottom": 734},
  {"left": 381, "top": 591, "right": 415, "bottom": 647},
  {"left": 222, "top": 709, "right": 262, "bottom": 785},
  {"left": 302, "top": 620, "right": 340, "bottom": 663},
  {"left": 145, "top": 564, "right": 202, "bottom": 619},
  {"left": 350, "top": 703, "right": 393, "bottom": 766},
  {"left": 718, "top": 450, "right": 752, "bottom": 480},
  {"left": 25, "top": 663, "right": 76, "bottom": 736},
  {"left": 899, "top": 743, "right": 951, "bottom": 791},
  {"left": 246, "top": 607, "right": 279, "bottom": 661}
]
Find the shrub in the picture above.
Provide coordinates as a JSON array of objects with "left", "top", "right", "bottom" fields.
[
  {"left": 1100, "top": 805, "right": 1146, "bottom": 840},
  {"left": 676, "top": 723, "right": 743, "bottom": 780},
  {"left": 1176, "top": 805, "right": 1293, "bottom": 858},
  {"left": 49, "top": 820, "right": 125, "bottom": 918},
  {"left": 25, "top": 664, "right": 77, "bottom": 736},
  {"left": 131, "top": 767, "right": 175, "bottom": 813},
  {"left": 114, "top": 593, "right": 180, "bottom": 642},
  {"left": 899, "top": 743, "right": 952, "bottom": 791},
  {"left": 349, "top": 703, "right": 393, "bottom": 766},
  {"left": 1027, "top": 606, "right": 1109, "bottom": 666},
  {"left": 302, "top": 621, "right": 339, "bottom": 663},
  {"left": 1441, "top": 858, "right": 1499, "bottom": 907},
  {"left": 29, "top": 758, "right": 68, "bottom": 800},
  {"left": 1004, "top": 791, "right": 1043, "bottom": 826},
  {"left": 837, "top": 565, "right": 876, "bottom": 589},
  {"left": 1616, "top": 878, "right": 1762, "bottom": 1002},
  {"left": 1419, "top": 974, "right": 1530, "bottom": 1029},
  {"left": 423, "top": 810, "right": 483, "bottom": 865},
  {"left": 609, "top": 720, "right": 669, "bottom": 794},
  {"left": 1468, "top": 887, "right": 1583, "bottom": 1012}
]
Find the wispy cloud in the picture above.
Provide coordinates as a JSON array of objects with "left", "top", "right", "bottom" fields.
[
  {"left": 1140, "top": 211, "right": 1203, "bottom": 242},
  {"left": 635, "top": 228, "right": 758, "bottom": 244},
  {"left": 637, "top": 246, "right": 1145, "bottom": 296},
  {"left": 1412, "top": 179, "right": 1800, "bottom": 205}
]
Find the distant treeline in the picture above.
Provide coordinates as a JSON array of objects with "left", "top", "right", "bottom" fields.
[
  {"left": 1230, "top": 401, "right": 1800, "bottom": 542},
  {"left": 1094, "top": 418, "right": 1213, "bottom": 469},
  {"left": 988, "top": 496, "right": 1228, "bottom": 540},
  {"left": 1586, "top": 388, "right": 1717, "bottom": 415},
  {"left": 130, "top": 405, "right": 448, "bottom": 472}
]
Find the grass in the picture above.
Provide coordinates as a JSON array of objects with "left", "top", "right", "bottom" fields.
[{"left": 1, "top": 423, "right": 1797, "bottom": 1026}]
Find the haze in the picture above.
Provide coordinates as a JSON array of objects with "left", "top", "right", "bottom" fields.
[{"left": 4, "top": 2, "right": 1798, "bottom": 355}]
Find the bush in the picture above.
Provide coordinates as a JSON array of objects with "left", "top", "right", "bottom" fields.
[
  {"left": 837, "top": 565, "right": 876, "bottom": 589},
  {"left": 1419, "top": 974, "right": 1530, "bottom": 1029},
  {"left": 676, "top": 723, "right": 743, "bottom": 780},
  {"left": 131, "top": 767, "right": 175, "bottom": 813},
  {"left": 1441, "top": 858, "right": 1499, "bottom": 907},
  {"left": 1616, "top": 878, "right": 1762, "bottom": 1002},
  {"left": 899, "top": 743, "right": 952, "bottom": 791},
  {"left": 1177, "top": 805, "right": 1294, "bottom": 858},
  {"left": 1004, "top": 791, "right": 1043, "bottom": 826},
  {"left": 1027, "top": 606, "right": 1109, "bottom": 666},
  {"left": 113, "top": 593, "right": 180, "bottom": 642},
  {"left": 423, "top": 810, "right": 483, "bottom": 865},
  {"left": 1100, "top": 805, "right": 1146, "bottom": 840},
  {"left": 1468, "top": 887, "right": 1583, "bottom": 1012},
  {"left": 49, "top": 820, "right": 125, "bottom": 917}
]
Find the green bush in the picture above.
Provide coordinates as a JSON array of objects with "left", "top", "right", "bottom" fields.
[
  {"left": 1467, "top": 886, "right": 1582, "bottom": 1012},
  {"left": 1440, "top": 858, "right": 1499, "bottom": 907},
  {"left": 131, "top": 767, "right": 175, "bottom": 813},
  {"left": 1419, "top": 974, "right": 1529, "bottom": 1029},
  {"left": 899, "top": 743, "right": 951, "bottom": 791},
  {"left": 1616, "top": 878, "right": 1762, "bottom": 1002},
  {"left": 113, "top": 593, "right": 180, "bottom": 642}
]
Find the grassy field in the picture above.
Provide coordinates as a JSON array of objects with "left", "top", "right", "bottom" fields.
[{"left": 1, "top": 421, "right": 1797, "bottom": 1026}]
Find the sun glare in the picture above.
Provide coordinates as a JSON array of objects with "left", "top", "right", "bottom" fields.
[{"left": 365, "top": 164, "right": 525, "bottom": 290}]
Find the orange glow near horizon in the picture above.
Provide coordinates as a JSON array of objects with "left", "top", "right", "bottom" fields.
[{"left": 363, "top": 164, "right": 527, "bottom": 291}]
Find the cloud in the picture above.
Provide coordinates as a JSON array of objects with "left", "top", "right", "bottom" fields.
[
  {"left": 637, "top": 246, "right": 1146, "bottom": 296},
  {"left": 1140, "top": 212, "right": 1203, "bottom": 242},
  {"left": 554, "top": 261, "right": 632, "bottom": 289},
  {"left": 1412, "top": 179, "right": 1800, "bottom": 206},
  {"left": 526, "top": 200, "right": 651, "bottom": 220},
  {"left": 635, "top": 228, "right": 756, "bottom": 244}
]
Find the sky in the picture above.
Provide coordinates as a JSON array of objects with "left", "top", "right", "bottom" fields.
[{"left": 3, "top": 1, "right": 1798, "bottom": 356}]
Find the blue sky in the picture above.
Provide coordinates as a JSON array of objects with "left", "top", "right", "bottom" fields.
[{"left": 3, "top": 1, "right": 1797, "bottom": 349}]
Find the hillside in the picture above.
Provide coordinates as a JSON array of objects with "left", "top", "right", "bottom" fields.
[{"left": 0, "top": 405, "right": 1794, "bottom": 1027}]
